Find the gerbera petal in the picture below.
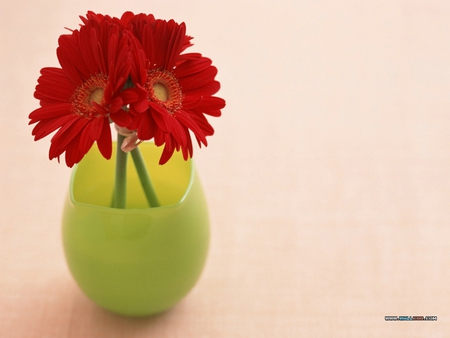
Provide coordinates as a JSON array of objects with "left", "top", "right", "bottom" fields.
[
  {"left": 108, "top": 30, "right": 131, "bottom": 91},
  {"left": 186, "top": 110, "right": 215, "bottom": 136},
  {"left": 182, "top": 95, "right": 203, "bottom": 109},
  {"left": 79, "top": 122, "right": 96, "bottom": 156},
  {"left": 79, "top": 26, "right": 102, "bottom": 75},
  {"left": 164, "top": 115, "right": 188, "bottom": 147},
  {"left": 178, "top": 66, "right": 218, "bottom": 90},
  {"left": 153, "top": 128, "right": 165, "bottom": 146},
  {"left": 175, "top": 110, "right": 207, "bottom": 145},
  {"left": 110, "top": 109, "right": 133, "bottom": 127},
  {"left": 63, "top": 133, "right": 84, "bottom": 167},
  {"left": 174, "top": 57, "right": 212, "bottom": 78},
  {"left": 31, "top": 114, "right": 76, "bottom": 140},
  {"left": 164, "top": 21, "right": 187, "bottom": 69},
  {"left": 29, "top": 103, "right": 73, "bottom": 122},
  {"left": 149, "top": 102, "right": 171, "bottom": 131},
  {"left": 134, "top": 111, "right": 156, "bottom": 141},
  {"left": 182, "top": 80, "right": 221, "bottom": 96},
  {"left": 192, "top": 96, "right": 226, "bottom": 116},
  {"left": 49, "top": 120, "right": 88, "bottom": 164},
  {"left": 119, "top": 88, "right": 138, "bottom": 102},
  {"left": 57, "top": 33, "right": 87, "bottom": 84},
  {"left": 180, "top": 134, "right": 194, "bottom": 160},
  {"left": 34, "top": 68, "right": 76, "bottom": 102},
  {"left": 96, "top": 118, "right": 112, "bottom": 159},
  {"left": 50, "top": 116, "right": 90, "bottom": 151},
  {"left": 119, "top": 11, "right": 135, "bottom": 27},
  {"left": 132, "top": 98, "right": 149, "bottom": 114},
  {"left": 158, "top": 137, "right": 176, "bottom": 165},
  {"left": 176, "top": 52, "right": 202, "bottom": 63},
  {"left": 109, "top": 96, "right": 124, "bottom": 114},
  {"left": 118, "top": 85, "right": 149, "bottom": 110}
]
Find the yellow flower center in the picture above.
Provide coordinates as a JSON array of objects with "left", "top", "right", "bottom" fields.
[
  {"left": 72, "top": 74, "right": 108, "bottom": 118},
  {"left": 146, "top": 70, "right": 183, "bottom": 114},
  {"left": 153, "top": 82, "right": 169, "bottom": 102},
  {"left": 89, "top": 87, "right": 105, "bottom": 105}
]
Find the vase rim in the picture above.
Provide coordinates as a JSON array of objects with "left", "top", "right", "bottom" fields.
[{"left": 68, "top": 143, "right": 196, "bottom": 212}]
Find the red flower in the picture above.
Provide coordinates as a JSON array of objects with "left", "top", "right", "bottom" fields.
[
  {"left": 29, "top": 15, "right": 135, "bottom": 167},
  {"left": 30, "top": 12, "right": 225, "bottom": 166},
  {"left": 117, "top": 13, "right": 226, "bottom": 164}
]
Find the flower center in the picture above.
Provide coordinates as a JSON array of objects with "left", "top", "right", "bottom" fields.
[
  {"left": 89, "top": 88, "right": 104, "bottom": 105},
  {"left": 72, "top": 73, "right": 108, "bottom": 118},
  {"left": 153, "top": 83, "right": 169, "bottom": 102},
  {"left": 146, "top": 70, "right": 183, "bottom": 114}
]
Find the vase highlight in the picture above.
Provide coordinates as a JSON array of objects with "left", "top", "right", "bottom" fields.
[{"left": 62, "top": 142, "right": 209, "bottom": 317}]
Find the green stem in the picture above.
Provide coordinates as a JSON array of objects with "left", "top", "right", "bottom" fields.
[
  {"left": 131, "top": 147, "right": 160, "bottom": 207},
  {"left": 112, "top": 134, "right": 128, "bottom": 208}
]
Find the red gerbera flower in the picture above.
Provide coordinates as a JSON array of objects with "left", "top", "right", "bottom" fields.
[
  {"left": 116, "top": 13, "right": 226, "bottom": 164},
  {"left": 31, "top": 11, "right": 225, "bottom": 167},
  {"left": 29, "top": 15, "right": 136, "bottom": 167}
]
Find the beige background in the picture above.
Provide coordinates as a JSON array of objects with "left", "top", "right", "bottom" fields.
[{"left": 1, "top": 0, "right": 450, "bottom": 337}]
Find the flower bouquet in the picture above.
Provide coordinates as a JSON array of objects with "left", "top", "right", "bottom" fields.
[{"left": 28, "top": 12, "right": 225, "bottom": 317}]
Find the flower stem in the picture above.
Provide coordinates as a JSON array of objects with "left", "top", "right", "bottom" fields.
[
  {"left": 112, "top": 133, "right": 128, "bottom": 208},
  {"left": 130, "top": 147, "right": 160, "bottom": 207}
]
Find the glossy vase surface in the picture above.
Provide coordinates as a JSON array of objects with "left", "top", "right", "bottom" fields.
[{"left": 62, "top": 142, "right": 209, "bottom": 317}]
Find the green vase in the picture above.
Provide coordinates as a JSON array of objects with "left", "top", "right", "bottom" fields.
[{"left": 61, "top": 142, "right": 209, "bottom": 317}]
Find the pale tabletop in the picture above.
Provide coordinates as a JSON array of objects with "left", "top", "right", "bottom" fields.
[{"left": 1, "top": 1, "right": 450, "bottom": 337}]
